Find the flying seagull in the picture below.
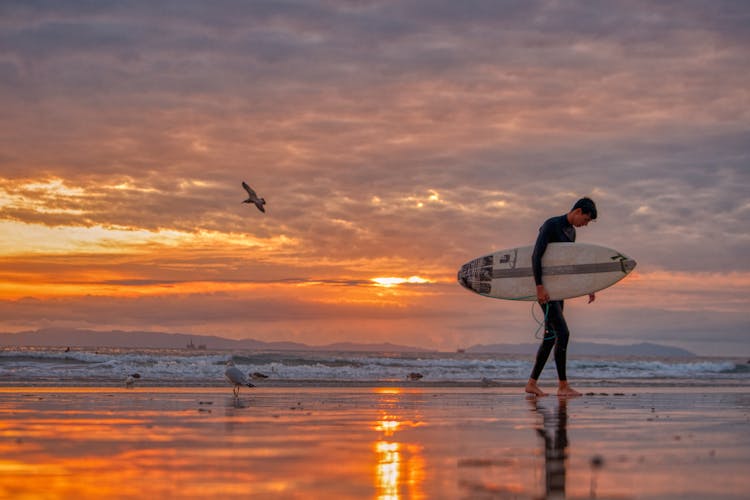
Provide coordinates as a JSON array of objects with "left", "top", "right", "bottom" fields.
[
  {"left": 225, "top": 360, "right": 255, "bottom": 397},
  {"left": 241, "top": 181, "right": 266, "bottom": 213}
]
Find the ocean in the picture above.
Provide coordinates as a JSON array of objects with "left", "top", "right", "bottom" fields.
[{"left": 1, "top": 346, "right": 749, "bottom": 388}]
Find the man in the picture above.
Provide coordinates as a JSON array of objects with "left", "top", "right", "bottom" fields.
[{"left": 525, "top": 197, "right": 597, "bottom": 397}]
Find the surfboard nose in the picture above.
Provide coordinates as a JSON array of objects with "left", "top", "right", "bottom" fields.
[{"left": 622, "top": 258, "right": 637, "bottom": 273}]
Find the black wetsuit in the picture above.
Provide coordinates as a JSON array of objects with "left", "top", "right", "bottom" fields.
[{"left": 530, "top": 214, "right": 575, "bottom": 381}]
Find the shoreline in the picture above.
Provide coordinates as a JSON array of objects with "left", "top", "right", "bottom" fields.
[
  {"left": 1, "top": 385, "right": 749, "bottom": 499},
  {"left": 2, "top": 378, "right": 749, "bottom": 389}
]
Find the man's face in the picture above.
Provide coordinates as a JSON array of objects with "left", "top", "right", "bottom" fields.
[{"left": 571, "top": 209, "right": 593, "bottom": 227}]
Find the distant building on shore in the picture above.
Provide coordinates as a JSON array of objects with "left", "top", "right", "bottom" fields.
[{"left": 186, "top": 338, "right": 207, "bottom": 350}]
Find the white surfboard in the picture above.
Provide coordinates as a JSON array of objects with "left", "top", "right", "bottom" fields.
[{"left": 457, "top": 243, "right": 636, "bottom": 301}]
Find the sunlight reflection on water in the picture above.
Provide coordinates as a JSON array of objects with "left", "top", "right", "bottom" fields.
[{"left": 0, "top": 387, "right": 748, "bottom": 499}]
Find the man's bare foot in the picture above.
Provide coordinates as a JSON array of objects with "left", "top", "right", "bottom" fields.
[
  {"left": 525, "top": 380, "right": 548, "bottom": 397},
  {"left": 557, "top": 382, "right": 581, "bottom": 397}
]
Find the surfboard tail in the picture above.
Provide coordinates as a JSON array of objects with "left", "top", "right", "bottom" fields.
[{"left": 457, "top": 256, "right": 492, "bottom": 295}]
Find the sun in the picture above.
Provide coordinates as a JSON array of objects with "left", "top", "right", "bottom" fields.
[{"left": 371, "top": 276, "right": 431, "bottom": 287}]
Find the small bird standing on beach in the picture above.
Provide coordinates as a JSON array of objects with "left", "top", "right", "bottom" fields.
[
  {"left": 125, "top": 373, "right": 141, "bottom": 388},
  {"left": 225, "top": 360, "right": 255, "bottom": 397},
  {"left": 481, "top": 377, "right": 500, "bottom": 387},
  {"left": 241, "top": 181, "right": 266, "bottom": 213}
]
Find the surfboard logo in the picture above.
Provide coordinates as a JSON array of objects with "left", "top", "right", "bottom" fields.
[
  {"left": 610, "top": 253, "right": 636, "bottom": 273},
  {"left": 496, "top": 249, "right": 518, "bottom": 269}
]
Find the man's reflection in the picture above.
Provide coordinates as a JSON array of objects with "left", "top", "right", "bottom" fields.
[{"left": 529, "top": 396, "right": 569, "bottom": 500}]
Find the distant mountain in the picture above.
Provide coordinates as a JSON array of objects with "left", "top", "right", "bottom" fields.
[
  {"left": 0, "top": 328, "right": 430, "bottom": 353},
  {"left": 0, "top": 328, "right": 695, "bottom": 357},
  {"left": 318, "top": 341, "right": 427, "bottom": 353},
  {"left": 467, "top": 341, "right": 696, "bottom": 358}
]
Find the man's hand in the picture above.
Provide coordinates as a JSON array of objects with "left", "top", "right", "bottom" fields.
[
  {"left": 536, "top": 285, "right": 550, "bottom": 304},
  {"left": 588, "top": 293, "right": 596, "bottom": 303}
]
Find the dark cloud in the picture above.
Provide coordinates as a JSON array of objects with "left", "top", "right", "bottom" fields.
[{"left": 0, "top": 1, "right": 748, "bottom": 353}]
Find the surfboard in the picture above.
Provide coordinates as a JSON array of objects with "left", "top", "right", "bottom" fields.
[{"left": 457, "top": 243, "right": 636, "bottom": 301}]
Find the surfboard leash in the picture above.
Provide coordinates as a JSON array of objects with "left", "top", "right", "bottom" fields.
[
  {"left": 531, "top": 302, "right": 556, "bottom": 341},
  {"left": 505, "top": 295, "right": 556, "bottom": 341}
]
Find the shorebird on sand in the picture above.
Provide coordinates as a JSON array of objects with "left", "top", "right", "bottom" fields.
[
  {"left": 225, "top": 360, "right": 255, "bottom": 397},
  {"left": 241, "top": 181, "right": 266, "bottom": 213},
  {"left": 125, "top": 373, "right": 141, "bottom": 388}
]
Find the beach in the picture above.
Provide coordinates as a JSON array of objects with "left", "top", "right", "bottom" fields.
[{"left": 1, "top": 386, "right": 748, "bottom": 499}]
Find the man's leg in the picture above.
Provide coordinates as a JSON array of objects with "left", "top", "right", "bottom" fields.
[
  {"left": 526, "top": 304, "right": 557, "bottom": 396},
  {"left": 546, "top": 301, "right": 580, "bottom": 396}
]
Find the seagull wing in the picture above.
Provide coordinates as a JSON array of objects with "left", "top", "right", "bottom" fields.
[
  {"left": 225, "top": 366, "right": 248, "bottom": 385},
  {"left": 242, "top": 181, "right": 257, "bottom": 198}
]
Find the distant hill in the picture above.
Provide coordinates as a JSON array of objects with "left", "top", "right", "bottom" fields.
[
  {"left": 0, "top": 328, "right": 695, "bottom": 357},
  {"left": 0, "top": 328, "right": 431, "bottom": 353},
  {"left": 467, "top": 341, "right": 696, "bottom": 358}
]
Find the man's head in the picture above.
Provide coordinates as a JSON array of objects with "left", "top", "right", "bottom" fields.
[{"left": 568, "top": 197, "right": 597, "bottom": 227}]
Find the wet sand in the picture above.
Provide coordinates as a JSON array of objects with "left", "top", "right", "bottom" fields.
[{"left": 0, "top": 386, "right": 748, "bottom": 499}]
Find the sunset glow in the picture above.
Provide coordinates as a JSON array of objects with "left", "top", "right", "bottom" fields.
[
  {"left": 372, "top": 277, "right": 432, "bottom": 287},
  {"left": 0, "top": 1, "right": 747, "bottom": 355},
  {"left": 2, "top": 4, "right": 750, "bottom": 500}
]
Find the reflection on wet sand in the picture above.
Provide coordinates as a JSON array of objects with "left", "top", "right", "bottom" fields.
[
  {"left": 372, "top": 389, "right": 426, "bottom": 499},
  {"left": 529, "top": 396, "right": 569, "bottom": 500},
  {"left": 1, "top": 387, "right": 748, "bottom": 498},
  {"left": 374, "top": 440, "right": 401, "bottom": 499}
]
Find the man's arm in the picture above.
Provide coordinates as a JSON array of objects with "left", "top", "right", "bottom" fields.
[{"left": 532, "top": 221, "right": 551, "bottom": 303}]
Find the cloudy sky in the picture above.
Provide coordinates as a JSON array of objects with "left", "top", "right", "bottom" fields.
[{"left": 0, "top": 0, "right": 748, "bottom": 356}]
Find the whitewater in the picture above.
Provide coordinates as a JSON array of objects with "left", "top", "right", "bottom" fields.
[{"left": 1, "top": 347, "right": 748, "bottom": 388}]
